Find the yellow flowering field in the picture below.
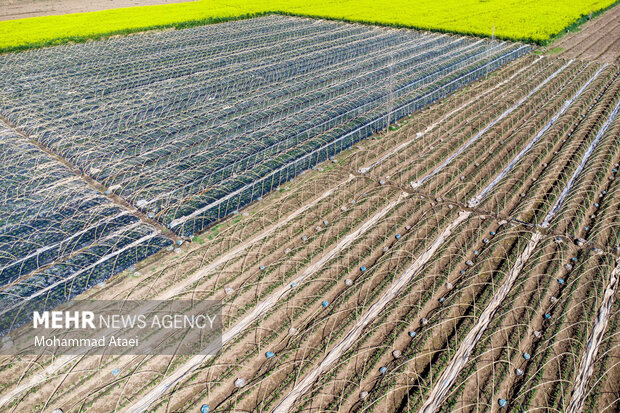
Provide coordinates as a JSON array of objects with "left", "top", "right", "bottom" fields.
[{"left": 0, "top": 0, "right": 617, "bottom": 52}]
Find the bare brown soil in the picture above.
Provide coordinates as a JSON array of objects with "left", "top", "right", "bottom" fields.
[{"left": 550, "top": 4, "right": 620, "bottom": 64}]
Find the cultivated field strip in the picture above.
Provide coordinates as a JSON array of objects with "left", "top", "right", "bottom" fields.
[
  {"left": 0, "top": 24, "right": 619, "bottom": 412},
  {"left": 0, "top": 15, "right": 528, "bottom": 238},
  {"left": 265, "top": 64, "right": 620, "bottom": 411},
  {"left": 289, "top": 61, "right": 620, "bottom": 413},
  {"left": 78, "top": 62, "right": 616, "bottom": 411},
  {"left": 0, "top": 123, "right": 171, "bottom": 331},
  {"left": 114, "top": 62, "right": 619, "bottom": 413},
  {"left": 551, "top": 4, "right": 620, "bottom": 64}
]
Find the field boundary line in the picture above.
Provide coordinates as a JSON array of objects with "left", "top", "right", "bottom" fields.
[{"left": 0, "top": 115, "right": 178, "bottom": 241}]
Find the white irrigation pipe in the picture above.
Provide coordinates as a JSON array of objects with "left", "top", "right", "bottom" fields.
[
  {"left": 272, "top": 61, "right": 608, "bottom": 413},
  {"left": 358, "top": 56, "right": 543, "bottom": 174},
  {"left": 542, "top": 95, "right": 619, "bottom": 227},
  {"left": 410, "top": 59, "right": 573, "bottom": 190},
  {"left": 0, "top": 174, "right": 356, "bottom": 408},
  {"left": 127, "top": 193, "right": 407, "bottom": 413},
  {"left": 470, "top": 63, "right": 606, "bottom": 208},
  {"left": 418, "top": 231, "right": 542, "bottom": 413},
  {"left": 272, "top": 210, "right": 471, "bottom": 413},
  {"left": 566, "top": 259, "right": 620, "bottom": 413},
  {"left": 420, "top": 70, "right": 614, "bottom": 413}
]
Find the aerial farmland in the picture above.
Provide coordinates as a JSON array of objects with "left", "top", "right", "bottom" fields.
[{"left": 0, "top": 1, "right": 618, "bottom": 413}]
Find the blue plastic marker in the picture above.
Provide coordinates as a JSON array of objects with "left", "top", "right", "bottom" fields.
[
  {"left": 265, "top": 351, "right": 275, "bottom": 359},
  {"left": 523, "top": 352, "right": 531, "bottom": 360},
  {"left": 498, "top": 399, "right": 507, "bottom": 408},
  {"left": 112, "top": 368, "right": 120, "bottom": 376},
  {"left": 322, "top": 300, "right": 329, "bottom": 308},
  {"left": 558, "top": 278, "right": 565, "bottom": 285},
  {"left": 544, "top": 313, "right": 551, "bottom": 320},
  {"left": 379, "top": 367, "right": 387, "bottom": 374},
  {"left": 201, "top": 405, "right": 210, "bottom": 413},
  {"left": 408, "top": 331, "right": 417, "bottom": 338},
  {"left": 360, "top": 266, "right": 367, "bottom": 272},
  {"left": 395, "top": 234, "right": 401, "bottom": 240}
]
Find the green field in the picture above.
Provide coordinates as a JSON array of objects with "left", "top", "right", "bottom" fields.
[{"left": 0, "top": 0, "right": 617, "bottom": 52}]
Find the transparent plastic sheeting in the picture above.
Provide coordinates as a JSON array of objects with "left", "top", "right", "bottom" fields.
[
  {"left": 0, "top": 15, "right": 530, "bottom": 237},
  {"left": 0, "top": 125, "right": 172, "bottom": 328}
]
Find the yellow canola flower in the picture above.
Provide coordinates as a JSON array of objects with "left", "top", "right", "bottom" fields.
[{"left": 0, "top": 0, "right": 617, "bottom": 52}]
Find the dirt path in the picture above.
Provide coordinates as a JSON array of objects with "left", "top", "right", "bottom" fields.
[
  {"left": 550, "top": 4, "right": 620, "bottom": 64},
  {"left": 0, "top": 0, "right": 197, "bottom": 21}
]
